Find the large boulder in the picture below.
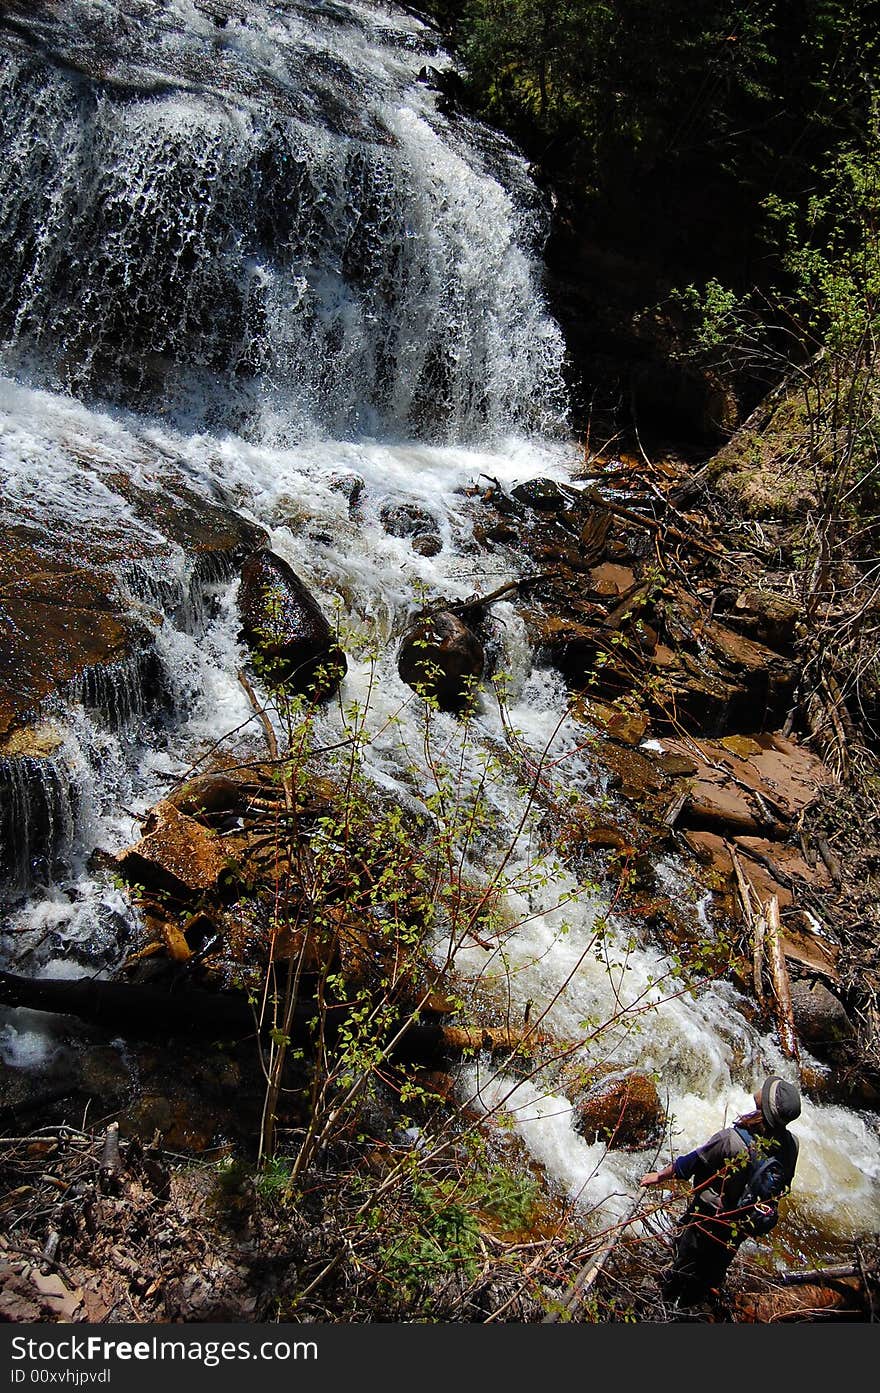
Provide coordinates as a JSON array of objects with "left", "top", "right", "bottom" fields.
[
  {"left": 238, "top": 549, "right": 346, "bottom": 701},
  {"left": 790, "top": 978, "right": 856, "bottom": 1052},
  {"left": 397, "top": 609, "right": 484, "bottom": 713},
  {"left": 570, "top": 1070, "right": 664, "bottom": 1149}
]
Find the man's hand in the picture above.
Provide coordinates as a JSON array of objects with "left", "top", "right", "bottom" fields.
[{"left": 640, "top": 1166, "right": 674, "bottom": 1187}]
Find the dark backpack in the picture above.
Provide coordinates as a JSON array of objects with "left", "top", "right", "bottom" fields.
[{"left": 727, "top": 1126, "right": 788, "bottom": 1236}]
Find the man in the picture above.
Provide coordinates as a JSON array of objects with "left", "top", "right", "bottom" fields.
[{"left": 640, "top": 1075, "right": 801, "bottom": 1305}]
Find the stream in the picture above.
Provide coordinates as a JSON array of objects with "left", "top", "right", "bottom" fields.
[{"left": 1, "top": 0, "right": 878, "bottom": 1274}]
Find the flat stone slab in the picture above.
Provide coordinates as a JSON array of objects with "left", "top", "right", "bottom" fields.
[{"left": 657, "top": 731, "right": 835, "bottom": 832}]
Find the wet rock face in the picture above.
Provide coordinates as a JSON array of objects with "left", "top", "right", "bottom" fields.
[
  {"left": 238, "top": 549, "right": 347, "bottom": 701},
  {"left": 379, "top": 501, "right": 438, "bottom": 538},
  {"left": 397, "top": 609, "right": 485, "bottom": 713},
  {"left": 510, "top": 478, "right": 570, "bottom": 512},
  {"left": 0, "top": 749, "right": 79, "bottom": 893},
  {"left": 0, "top": 481, "right": 266, "bottom": 742},
  {"left": 0, "top": 529, "right": 144, "bottom": 742}
]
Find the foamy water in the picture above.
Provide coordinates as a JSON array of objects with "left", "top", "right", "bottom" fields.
[{"left": 0, "top": 0, "right": 878, "bottom": 1263}]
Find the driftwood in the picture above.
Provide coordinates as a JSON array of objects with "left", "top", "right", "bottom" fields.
[
  {"left": 431, "top": 1025, "right": 547, "bottom": 1057},
  {"left": 450, "top": 573, "right": 558, "bottom": 622},
  {"left": 99, "top": 1121, "right": 122, "bottom": 1193},
  {"left": 764, "top": 894, "right": 800, "bottom": 1063},
  {"left": 542, "top": 1194, "right": 645, "bottom": 1323},
  {"left": 578, "top": 509, "right": 613, "bottom": 564},
  {"left": 780, "top": 1264, "right": 859, "bottom": 1286},
  {"left": 752, "top": 910, "right": 766, "bottom": 1006},
  {"left": 237, "top": 668, "right": 294, "bottom": 815},
  {"left": 41, "top": 1231, "right": 61, "bottom": 1267},
  {"left": 816, "top": 836, "right": 843, "bottom": 888},
  {"left": 663, "top": 786, "right": 690, "bottom": 828},
  {"left": 727, "top": 842, "right": 765, "bottom": 1005}
]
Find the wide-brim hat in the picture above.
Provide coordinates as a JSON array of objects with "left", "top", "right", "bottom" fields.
[{"left": 760, "top": 1074, "right": 801, "bottom": 1129}]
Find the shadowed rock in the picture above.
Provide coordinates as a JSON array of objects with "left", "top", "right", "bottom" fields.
[
  {"left": 397, "top": 609, "right": 484, "bottom": 713},
  {"left": 238, "top": 549, "right": 347, "bottom": 701},
  {"left": 790, "top": 978, "right": 856, "bottom": 1053}
]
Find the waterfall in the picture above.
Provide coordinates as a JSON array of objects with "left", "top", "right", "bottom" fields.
[
  {"left": 0, "top": 0, "right": 566, "bottom": 442},
  {"left": 1, "top": 0, "right": 878, "bottom": 1269}
]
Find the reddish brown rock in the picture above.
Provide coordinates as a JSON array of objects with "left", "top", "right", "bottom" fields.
[
  {"left": 570, "top": 1070, "right": 664, "bottom": 1149},
  {"left": 583, "top": 823, "right": 638, "bottom": 855},
  {"left": 732, "top": 1280, "right": 866, "bottom": 1322},
  {"left": 600, "top": 743, "right": 668, "bottom": 801},
  {"left": 588, "top": 563, "right": 636, "bottom": 597},
  {"left": 577, "top": 698, "right": 648, "bottom": 746},
  {"left": 656, "top": 733, "right": 835, "bottom": 834},
  {"left": 777, "top": 911, "right": 839, "bottom": 977},
  {"left": 733, "top": 836, "right": 833, "bottom": 907},
  {"left": 116, "top": 801, "right": 241, "bottom": 898},
  {"left": 683, "top": 773, "right": 766, "bottom": 835},
  {"left": 682, "top": 830, "right": 735, "bottom": 886}
]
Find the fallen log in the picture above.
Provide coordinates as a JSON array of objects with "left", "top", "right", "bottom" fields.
[
  {"left": 542, "top": 1194, "right": 646, "bottom": 1323},
  {"left": 0, "top": 969, "right": 538, "bottom": 1067},
  {"left": 727, "top": 843, "right": 764, "bottom": 1005},
  {"left": 0, "top": 969, "right": 257, "bottom": 1037},
  {"left": 663, "top": 786, "right": 690, "bottom": 828},
  {"left": 733, "top": 1279, "right": 865, "bottom": 1322},
  {"left": 752, "top": 912, "right": 766, "bottom": 1006},
  {"left": 99, "top": 1121, "right": 122, "bottom": 1193},
  {"left": 780, "top": 1264, "right": 859, "bottom": 1286},
  {"left": 764, "top": 894, "right": 800, "bottom": 1063},
  {"left": 816, "top": 837, "right": 843, "bottom": 888},
  {"left": 433, "top": 1024, "right": 546, "bottom": 1055}
]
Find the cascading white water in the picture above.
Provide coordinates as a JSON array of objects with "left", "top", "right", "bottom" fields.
[
  {"left": 0, "top": 0, "right": 565, "bottom": 441},
  {"left": 1, "top": 0, "right": 878, "bottom": 1267}
]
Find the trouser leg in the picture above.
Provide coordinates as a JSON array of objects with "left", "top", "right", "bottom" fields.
[{"left": 661, "top": 1207, "right": 738, "bottom": 1304}]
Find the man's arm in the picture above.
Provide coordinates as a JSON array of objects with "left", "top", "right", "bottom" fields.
[{"left": 640, "top": 1131, "right": 729, "bottom": 1188}]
